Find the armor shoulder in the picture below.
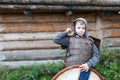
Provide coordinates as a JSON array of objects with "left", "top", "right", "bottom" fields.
[
  {"left": 60, "top": 36, "right": 70, "bottom": 49},
  {"left": 88, "top": 36, "right": 101, "bottom": 51}
]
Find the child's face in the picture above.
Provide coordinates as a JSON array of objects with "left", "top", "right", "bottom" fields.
[{"left": 75, "top": 22, "right": 85, "bottom": 36}]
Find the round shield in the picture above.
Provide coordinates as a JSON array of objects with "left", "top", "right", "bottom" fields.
[{"left": 52, "top": 65, "right": 104, "bottom": 80}]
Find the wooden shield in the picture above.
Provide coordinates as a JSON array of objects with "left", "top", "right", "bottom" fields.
[{"left": 52, "top": 65, "right": 104, "bottom": 80}]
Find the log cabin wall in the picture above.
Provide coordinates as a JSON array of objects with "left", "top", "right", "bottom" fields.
[
  {"left": 0, "top": 9, "right": 119, "bottom": 68},
  {"left": 102, "top": 12, "right": 120, "bottom": 49}
]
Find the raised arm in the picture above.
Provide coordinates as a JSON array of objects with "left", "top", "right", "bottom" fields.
[{"left": 53, "top": 31, "right": 69, "bottom": 47}]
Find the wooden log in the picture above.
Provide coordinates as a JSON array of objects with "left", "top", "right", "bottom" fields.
[
  {"left": 108, "top": 46, "right": 120, "bottom": 49},
  {"left": 88, "top": 31, "right": 101, "bottom": 39},
  {"left": 103, "top": 38, "right": 120, "bottom": 47},
  {"left": 103, "top": 29, "right": 120, "bottom": 38},
  {"left": 103, "top": 22, "right": 120, "bottom": 29},
  {"left": 95, "top": 14, "right": 103, "bottom": 42},
  {"left": 0, "top": 13, "right": 70, "bottom": 23},
  {"left": 0, "top": 9, "right": 65, "bottom": 14},
  {"left": 0, "top": 9, "right": 24, "bottom": 14},
  {"left": 0, "top": 0, "right": 120, "bottom": 6},
  {"left": 0, "top": 23, "right": 71, "bottom": 33},
  {"left": 0, "top": 23, "right": 96, "bottom": 33},
  {"left": 71, "top": 13, "right": 96, "bottom": 22},
  {"left": 0, "top": 13, "right": 95, "bottom": 23},
  {"left": 90, "top": 0, "right": 120, "bottom": 6},
  {"left": 0, "top": 32, "right": 58, "bottom": 41},
  {"left": 0, "top": 5, "right": 119, "bottom": 11},
  {"left": 0, "top": 40, "right": 60, "bottom": 51},
  {"left": 0, "top": 0, "right": 91, "bottom": 5},
  {"left": 102, "top": 13, "right": 120, "bottom": 20},
  {"left": 0, "top": 60, "right": 63, "bottom": 69},
  {"left": 0, "top": 49, "right": 65, "bottom": 61}
]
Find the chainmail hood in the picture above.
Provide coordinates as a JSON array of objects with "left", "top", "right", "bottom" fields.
[{"left": 72, "top": 18, "right": 88, "bottom": 38}]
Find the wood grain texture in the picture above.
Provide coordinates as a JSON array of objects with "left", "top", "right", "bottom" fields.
[
  {"left": 88, "top": 31, "right": 101, "bottom": 39},
  {"left": 0, "top": 5, "right": 119, "bottom": 11},
  {"left": 0, "top": 32, "right": 58, "bottom": 41},
  {"left": 0, "top": 49, "right": 65, "bottom": 61},
  {"left": 103, "top": 22, "right": 120, "bottom": 29},
  {"left": 0, "top": 0, "right": 120, "bottom": 6},
  {"left": 0, "top": 23, "right": 72, "bottom": 33},
  {"left": 103, "top": 29, "right": 120, "bottom": 38},
  {"left": 103, "top": 38, "right": 120, "bottom": 47},
  {"left": 0, "top": 23, "right": 96, "bottom": 33},
  {"left": 0, "top": 60, "right": 63, "bottom": 68},
  {"left": 0, "top": 13, "right": 95, "bottom": 23},
  {"left": 102, "top": 12, "right": 120, "bottom": 20},
  {"left": 0, "top": 40, "right": 60, "bottom": 51}
]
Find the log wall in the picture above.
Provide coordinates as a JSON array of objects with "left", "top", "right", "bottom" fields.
[
  {"left": 102, "top": 12, "right": 120, "bottom": 49},
  {"left": 0, "top": 11, "right": 119, "bottom": 68}
]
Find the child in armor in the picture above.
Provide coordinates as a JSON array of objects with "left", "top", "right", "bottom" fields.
[{"left": 53, "top": 18, "right": 99, "bottom": 80}]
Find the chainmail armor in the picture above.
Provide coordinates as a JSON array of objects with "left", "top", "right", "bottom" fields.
[{"left": 64, "top": 37, "right": 93, "bottom": 67}]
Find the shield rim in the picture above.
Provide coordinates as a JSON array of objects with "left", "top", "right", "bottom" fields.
[{"left": 52, "top": 65, "right": 104, "bottom": 80}]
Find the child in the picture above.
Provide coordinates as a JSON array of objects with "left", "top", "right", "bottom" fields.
[{"left": 53, "top": 18, "right": 99, "bottom": 80}]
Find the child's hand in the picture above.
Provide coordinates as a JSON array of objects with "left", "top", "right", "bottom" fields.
[
  {"left": 79, "top": 63, "right": 89, "bottom": 72},
  {"left": 66, "top": 28, "right": 72, "bottom": 33}
]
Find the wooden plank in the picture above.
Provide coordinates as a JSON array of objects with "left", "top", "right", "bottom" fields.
[
  {"left": 0, "top": 32, "right": 58, "bottom": 41},
  {"left": 0, "top": 9, "right": 58, "bottom": 15},
  {"left": 103, "top": 29, "right": 120, "bottom": 38},
  {"left": 0, "top": 13, "right": 95, "bottom": 23},
  {"left": 0, "top": 30, "right": 98, "bottom": 41},
  {"left": 95, "top": 14, "right": 103, "bottom": 43},
  {"left": 0, "top": 40, "right": 60, "bottom": 51},
  {"left": 108, "top": 47, "right": 120, "bottom": 49},
  {"left": 70, "top": 13, "right": 96, "bottom": 22},
  {"left": 0, "top": 49, "right": 65, "bottom": 61},
  {"left": 0, "top": 5, "right": 119, "bottom": 11},
  {"left": 88, "top": 31, "right": 101, "bottom": 39},
  {"left": 0, "top": 13, "right": 70, "bottom": 23},
  {"left": 0, "top": 23, "right": 96, "bottom": 33},
  {"left": 0, "top": 60, "right": 63, "bottom": 69},
  {"left": 103, "top": 22, "right": 120, "bottom": 29},
  {"left": 91, "top": 0, "right": 120, "bottom": 6},
  {"left": 102, "top": 13, "right": 120, "bottom": 20},
  {"left": 88, "top": 23, "right": 96, "bottom": 30},
  {"left": 0, "top": 9, "right": 65, "bottom": 14},
  {"left": 0, "top": 0, "right": 90, "bottom": 5},
  {"left": 103, "top": 38, "right": 120, "bottom": 47},
  {"left": 0, "top": 23, "right": 71, "bottom": 33},
  {"left": 0, "top": 0, "right": 120, "bottom": 6},
  {"left": 0, "top": 9, "right": 24, "bottom": 14}
]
